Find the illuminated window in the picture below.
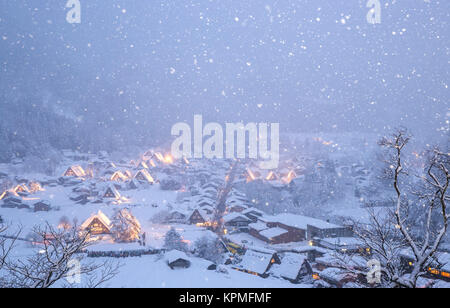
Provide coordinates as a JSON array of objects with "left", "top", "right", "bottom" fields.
[
  {"left": 441, "top": 272, "right": 450, "bottom": 278},
  {"left": 428, "top": 268, "right": 440, "bottom": 275}
]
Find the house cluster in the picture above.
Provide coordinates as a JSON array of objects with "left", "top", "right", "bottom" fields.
[
  {"left": 240, "top": 159, "right": 302, "bottom": 185},
  {"left": 0, "top": 180, "right": 50, "bottom": 212},
  {"left": 77, "top": 209, "right": 142, "bottom": 243}
]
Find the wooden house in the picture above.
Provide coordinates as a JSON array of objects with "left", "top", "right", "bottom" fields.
[
  {"left": 223, "top": 213, "right": 252, "bottom": 232},
  {"left": 13, "top": 184, "right": 30, "bottom": 195},
  {"left": 137, "top": 161, "right": 149, "bottom": 170},
  {"left": 0, "top": 190, "right": 19, "bottom": 201},
  {"left": 265, "top": 171, "right": 279, "bottom": 181},
  {"left": 245, "top": 169, "right": 260, "bottom": 182},
  {"left": 81, "top": 211, "right": 112, "bottom": 235},
  {"left": 166, "top": 250, "right": 191, "bottom": 269},
  {"left": 282, "top": 170, "right": 298, "bottom": 184},
  {"left": 166, "top": 210, "right": 188, "bottom": 223},
  {"left": 227, "top": 203, "right": 248, "bottom": 213},
  {"left": 232, "top": 249, "right": 281, "bottom": 278},
  {"left": 110, "top": 171, "right": 129, "bottom": 182},
  {"left": 103, "top": 185, "right": 121, "bottom": 199},
  {"left": 306, "top": 223, "right": 353, "bottom": 240},
  {"left": 269, "top": 253, "right": 313, "bottom": 284},
  {"left": 134, "top": 169, "right": 155, "bottom": 184},
  {"left": 188, "top": 209, "right": 209, "bottom": 225},
  {"left": 33, "top": 201, "right": 51, "bottom": 212},
  {"left": 242, "top": 208, "right": 265, "bottom": 223},
  {"left": 63, "top": 166, "right": 86, "bottom": 178}
]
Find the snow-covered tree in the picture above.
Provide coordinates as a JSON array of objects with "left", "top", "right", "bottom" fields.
[
  {"left": 111, "top": 209, "right": 142, "bottom": 243},
  {"left": 194, "top": 235, "right": 224, "bottom": 264},
  {"left": 337, "top": 130, "right": 449, "bottom": 288},
  {"left": 163, "top": 227, "right": 187, "bottom": 252},
  {"left": 1, "top": 223, "right": 120, "bottom": 288}
]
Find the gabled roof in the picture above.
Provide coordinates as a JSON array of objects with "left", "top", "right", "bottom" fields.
[
  {"left": 103, "top": 185, "right": 121, "bottom": 199},
  {"left": 63, "top": 165, "right": 86, "bottom": 177},
  {"left": 165, "top": 250, "right": 190, "bottom": 264},
  {"left": 134, "top": 169, "right": 155, "bottom": 183},
  {"left": 242, "top": 208, "right": 265, "bottom": 217},
  {"left": 235, "top": 250, "right": 277, "bottom": 275},
  {"left": 110, "top": 171, "right": 129, "bottom": 182},
  {"left": 265, "top": 171, "right": 279, "bottom": 181},
  {"left": 223, "top": 213, "right": 251, "bottom": 223},
  {"left": 0, "top": 190, "right": 19, "bottom": 201},
  {"left": 81, "top": 210, "right": 112, "bottom": 231},
  {"left": 189, "top": 209, "right": 212, "bottom": 222},
  {"left": 270, "top": 253, "right": 310, "bottom": 281}
]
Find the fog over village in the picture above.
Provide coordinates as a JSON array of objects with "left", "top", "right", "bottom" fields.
[{"left": 0, "top": 1, "right": 448, "bottom": 289}]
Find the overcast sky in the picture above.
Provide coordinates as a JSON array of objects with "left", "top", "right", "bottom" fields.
[{"left": 0, "top": 0, "right": 448, "bottom": 144}]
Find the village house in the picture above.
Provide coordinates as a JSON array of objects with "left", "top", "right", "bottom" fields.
[
  {"left": 110, "top": 171, "right": 129, "bottom": 182},
  {"left": 81, "top": 210, "right": 112, "bottom": 235},
  {"left": 242, "top": 208, "right": 265, "bottom": 223},
  {"left": 223, "top": 213, "right": 252, "bottom": 233},
  {"left": 0, "top": 190, "right": 19, "bottom": 201},
  {"left": 400, "top": 250, "right": 450, "bottom": 282},
  {"left": 226, "top": 203, "right": 248, "bottom": 213},
  {"left": 269, "top": 253, "right": 313, "bottom": 284},
  {"left": 137, "top": 161, "right": 150, "bottom": 170},
  {"left": 315, "top": 237, "right": 370, "bottom": 255},
  {"left": 166, "top": 250, "right": 191, "bottom": 270},
  {"left": 166, "top": 210, "right": 188, "bottom": 224},
  {"left": 265, "top": 171, "right": 279, "bottom": 181},
  {"left": 188, "top": 209, "right": 211, "bottom": 226},
  {"left": 269, "top": 213, "right": 351, "bottom": 241},
  {"left": 232, "top": 248, "right": 281, "bottom": 278},
  {"left": 13, "top": 184, "right": 30, "bottom": 196},
  {"left": 248, "top": 214, "right": 306, "bottom": 244},
  {"left": 103, "top": 185, "right": 121, "bottom": 200},
  {"left": 134, "top": 169, "right": 155, "bottom": 184},
  {"left": 63, "top": 166, "right": 86, "bottom": 178},
  {"left": 33, "top": 200, "right": 51, "bottom": 212},
  {"left": 306, "top": 222, "right": 353, "bottom": 240},
  {"left": 317, "top": 267, "right": 360, "bottom": 288}
]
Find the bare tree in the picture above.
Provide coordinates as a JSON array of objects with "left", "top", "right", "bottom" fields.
[
  {"left": 338, "top": 130, "right": 449, "bottom": 288},
  {"left": 2, "top": 223, "right": 120, "bottom": 288}
]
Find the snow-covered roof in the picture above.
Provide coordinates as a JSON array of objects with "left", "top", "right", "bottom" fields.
[
  {"left": 81, "top": 210, "right": 112, "bottom": 230},
  {"left": 259, "top": 227, "right": 289, "bottom": 239},
  {"left": 248, "top": 222, "right": 268, "bottom": 232},
  {"left": 319, "top": 237, "right": 363, "bottom": 249},
  {"left": 269, "top": 213, "right": 341, "bottom": 230},
  {"left": 134, "top": 169, "right": 154, "bottom": 183},
  {"left": 236, "top": 250, "right": 274, "bottom": 275},
  {"left": 64, "top": 165, "right": 86, "bottom": 177},
  {"left": 242, "top": 208, "right": 265, "bottom": 216},
  {"left": 223, "top": 212, "right": 251, "bottom": 223},
  {"left": 270, "top": 253, "right": 308, "bottom": 280},
  {"left": 165, "top": 250, "right": 190, "bottom": 264}
]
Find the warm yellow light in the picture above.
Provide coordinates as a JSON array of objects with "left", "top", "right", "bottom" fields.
[{"left": 164, "top": 154, "right": 174, "bottom": 164}]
